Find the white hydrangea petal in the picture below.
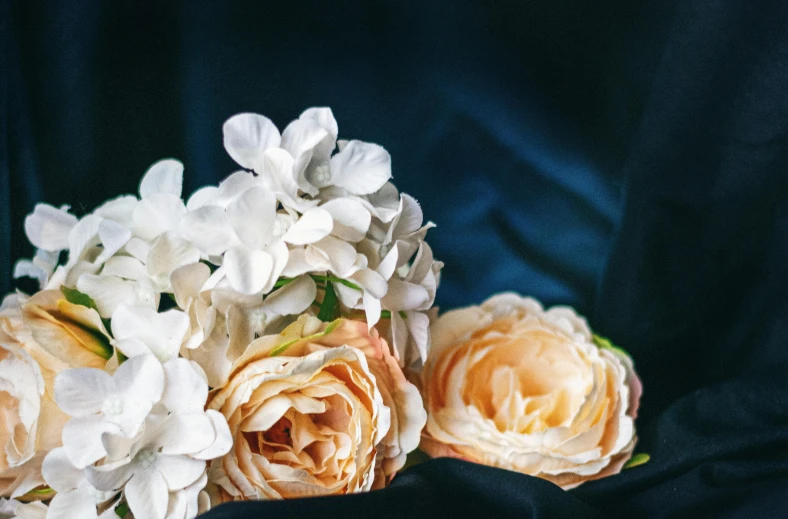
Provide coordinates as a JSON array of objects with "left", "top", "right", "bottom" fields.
[
  {"left": 95, "top": 219, "right": 132, "bottom": 264},
  {"left": 311, "top": 236, "right": 358, "bottom": 277},
  {"left": 185, "top": 186, "right": 220, "bottom": 211},
  {"left": 181, "top": 205, "right": 234, "bottom": 256},
  {"left": 282, "top": 208, "right": 333, "bottom": 245},
  {"left": 223, "top": 246, "right": 274, "bottom": 295},
  {"left": 259, "top": 148, "right": 301, "bottom": 201},
  {"left": 111, "top": 306, "right": 190, "bottom": 363},
  {"left": 405, "top": 310, "right": 430, "bottom": 363},
  {"left": 156, "top": 455, "right": 206, "bottom": 491},
  {"left": 62, "top": 415, "right": 115, "bottom": 468},
  {"left": 47, "top": 488, "right": 97, "bottom": 519},
  {"left": 363, "top": 292, "right": 381, "bottom": 328},
  {"left": 123, "top": 237, "right": 151, "bottom": 262},
  {"left": 350, "top": 268, "right": 388, "bottom": 299},
  {"left": 24, "top": 204, "right": 78, "bottom": 251},
  {"left": 132, "top": 194, "right": 187, "bottom": 241},
  {"left": 146, "top": 232, "right": 201, "bottom": 279},
  {"left": 320, "top": 198, "right": 371, "bottom": 242},
  {"left": 101, "top": 256, "right": 147, "bottom": 281},
  {"left": 260, "top": 275, "right": 317, "bottom": 316},
  {"left": 41, "top": 448, "right": 83, "bottom": 493},
  {"left": 67, "top": 215, "right": 103, "bottom": 266},
  {"left": 192, "top": 410, "right": 232, "bottom": 460},
  {"left": 54, "top": 368, "right": 114, "bottom": 417},
  {"left": 170, "top": 263, "right": 211, "bottom": 309},
  {"left": 216, "top": 171, "right": 257, "bottom": 205},
  {"left": 223, "top": 113, "right": 281, "bottom": 170},
  {"left": 126, "top": 471, "right": 168, "bottom": 519},
  {"left": 392, "top": 193, "right": 424, "bottom": 238},
  {"left": 84, "top": 458, "right": 134, "bottom": 491},
  {"left": 161, "top": 359, "right": 208, "bottom": 414},
  {"left": 13, "top": 260, "right": 48, "bottom": 287},
  {"left": 281, "top": 247, "right": 313, "bottom": 278},
  {"left": 226, "top": 187, "right": 277, "bottom": 250},
  {"left": 381, "top": 279, "right": 430, "bottom": 311},
  {"left": 329, "top": 140, "right": 392, "bottom": 195},
  {"left": 281, "top": 118, "right": 327, "bottom": 191},
  {"left": 114, "top": 354, "right": 166, "bottom": 407},
  {"left": 139, "top": 159, "right": 184, "bottom": 200},
  {"left": 154, "top": 414, "right": 215, "bottom": 456},
  {"left": 94, "top": 196, "right": 138, "bottom": 227},
  {"left": 390, "top": 312, "right": 409, "bottom": 364},
  {"left": 364, "top": 182, "right": 401, "bottom": 223}
]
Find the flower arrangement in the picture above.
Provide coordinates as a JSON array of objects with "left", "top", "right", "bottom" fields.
[{"left": 0, "top": 108, "right": 642, "bottom": 519}]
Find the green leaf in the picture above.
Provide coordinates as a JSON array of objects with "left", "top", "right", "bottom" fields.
[
  {"left": 60, "top": 286, "right": 99, "bottom": 312},
  {"left": 317, "top": 281, "right": 340, "bottom": 322},
  {"left": 115, "top": 501, "right": 130, "bottom": 518},
  {"left": 592, "top": 333, "right": 631, "bottom": 359},
  {"left": 273, "top": 277, "right": 297, "bottom": 289},
  {"left": 623, "top": 453, "right": 650, "bottom": 469},
  {"left": 379, "top": 310, "right": 408, "bottom": 320},
  {"left": 310, "top": 274, "right": 362, "bottom": 291}
]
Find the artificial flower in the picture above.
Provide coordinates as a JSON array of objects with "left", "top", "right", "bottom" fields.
[
  {"left": 206, "top": 315, "right": 425, "bottom": 500},
  {"left": 420, "top": 293, "right": 642, "bottom": 489}
]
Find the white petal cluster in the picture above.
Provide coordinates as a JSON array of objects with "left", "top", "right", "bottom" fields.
[
  {"left": 15, "top": 107, "right": 442, "bottom": 367},
  {"left": 43, "top": 355, "right": 231, "bottom": 519}
]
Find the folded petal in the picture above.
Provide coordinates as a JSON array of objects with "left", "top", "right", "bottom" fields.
[
  {"left": 282, "top": 208, "right": 333, "bottom": 245},
  {"left": 320, "top": 198, "right": 371, "bottom": 242},
  {"left": 24, "top": 204, "right": 78, "bottom": 252},
  {"left": 95, "top": 219, "right": 132, "bottom": 264},
  {"left": 260, "top": 275, "right": 317, "bottom": 316},
  {"left": 381, "top": 279, "right": 430, "bottom": 311},
  {"left": 191, "top": 410, "right": 232, "bottom": 460},
  {"left": 226, "top": 187, "right": 277, "bottom": 250},
  {"left": 139, "top": 159, "right": 184, "bottom": 199},
  {"left": 223, "top": 246, "right": 274, "bottom": 295},
  {"left": 54, "top": 369, "right": 114, "bottom": 417},
  {"left": 223, "top": 113, "right": 281, "bottom": 170},
  {"left": 147, "top": 232, "right": 201, "bottom": 280},
  {"left": 62, "top": 415, "right": 115, "bottom": 468},
  {"left": 329, "top": 140, "right": 391, "bottom": 195},
  {"left": 41, "top": 448, "right": 83, "bottom": 493},
  {"left": 181, "top": 205, "right": 234, "bottom": 256},
  {"left": 125, "top": 470, "right": 169, "bottom": 519},
  {"left": 156, "top": 455, "right": 206, "bottom": 491},
  {"left": 161, "top": 359, "right": 208, "bottom": 414}
]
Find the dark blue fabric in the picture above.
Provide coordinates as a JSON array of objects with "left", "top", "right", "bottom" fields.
[{"left": 2, "top": 1, "right": 788, "bottom": 517}]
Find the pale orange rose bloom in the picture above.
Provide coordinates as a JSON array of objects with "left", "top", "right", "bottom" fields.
[
  {"left": 420, "top": 293, "right": 642, "bottom": 489},
  {"left": 207, "top": 316, "right": 426, "bottom": 501},
  {"left": 0, "top": 296, "right": 71, "bottom": 498}
]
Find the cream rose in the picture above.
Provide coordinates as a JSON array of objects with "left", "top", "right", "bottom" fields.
[
  {"left": 207, "top": 316, "right": 426, "bottom": 500},
  {"left": 420, "top": 293, "right": 642, "bottom": 489},
  {"left": 0, "top": 297, "right": 69, "bottom": 498}
]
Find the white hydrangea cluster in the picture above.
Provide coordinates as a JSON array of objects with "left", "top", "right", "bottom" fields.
[
  {"left": 16, "top": 108, "right": 442, "bottom": 370},
  {"left": 42, "top": 355, "right": 231, "bottom": 519}
]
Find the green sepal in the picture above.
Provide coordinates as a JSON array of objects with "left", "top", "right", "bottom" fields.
[
  {"left": 592, "top": 333, "right": 631, "bottom": 359},
  {"left": 60, "top": 286, "right": 99, "bottom": 312},
  {"left": 623, "top": 453, "right": 650, "bottom": 469}
]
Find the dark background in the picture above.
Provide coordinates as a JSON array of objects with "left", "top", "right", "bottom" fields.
[{"left": 2, "top": 1, "right": 788, "bottom": 517}]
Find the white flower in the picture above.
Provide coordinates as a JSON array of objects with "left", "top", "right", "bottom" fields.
[
  {"left": 49, "top": 356, "right": 231, "bottom": 519},
  {"left": 54, "top": 355, "right": 165, "bottom": 467},
  {"left": 41, "top": 448, "right": 116, "bottom": 519},
  {"left": 0, "top": 499, "right": 48, "bottom": 519},
  {"left": 111, "top": 305, "right": 190, "bottom": 363}
]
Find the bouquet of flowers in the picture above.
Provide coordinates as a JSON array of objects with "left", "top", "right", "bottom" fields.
[{"left": 0, "top": 108, "right": 643, "bottom": 519}]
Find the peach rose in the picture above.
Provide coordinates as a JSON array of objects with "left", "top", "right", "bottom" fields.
[
  {"left": 0, "top": 297, "right": 69, "bottom": 498},
  {"left": 207, "top": 316, "right": 426, "bottom": 500},
  {"left": 420, "top": 293, "right": 642, "bottom": 489}
]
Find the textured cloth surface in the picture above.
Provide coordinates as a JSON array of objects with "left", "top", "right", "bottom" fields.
[{"left": 2, "top": 1, "right": 788, "bottom": 517}]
